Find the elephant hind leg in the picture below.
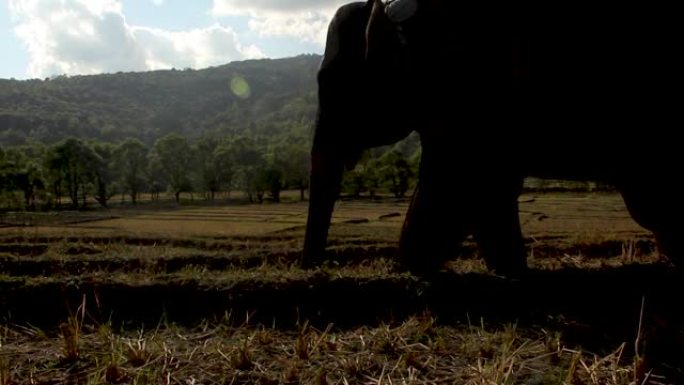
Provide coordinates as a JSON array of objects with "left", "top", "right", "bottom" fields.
[
  {"left": 620, "top": 184, "right": 683, "bottom": 266},
  {"left": 654, "top": 231, "right": 684, "bottom": 266}
]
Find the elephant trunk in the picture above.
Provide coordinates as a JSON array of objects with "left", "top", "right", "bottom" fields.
[
  {"left": 302, "top": 149, "right": 346, "bottom": 267},
  {"left": 302, "top": 0, "right": 411, "bottom": 267},
  {"left": 365, "top": 0, "right": 387, "bottom": 62}
]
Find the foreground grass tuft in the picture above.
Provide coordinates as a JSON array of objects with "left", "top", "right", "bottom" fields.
[{"left": 0, "top": 316, "right": 671, "bottom": 384}]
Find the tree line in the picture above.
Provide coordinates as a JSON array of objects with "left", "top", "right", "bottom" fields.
[{"left": 0, "top": 134, "right": 421, "bottom": 211}]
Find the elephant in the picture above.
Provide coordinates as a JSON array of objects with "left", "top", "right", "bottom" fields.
[{"left": 302, "top": 0, "right": 682, "bottom": 277}]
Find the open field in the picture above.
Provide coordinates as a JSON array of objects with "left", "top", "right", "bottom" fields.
[{"left": 0, "top": 192, "right": 681, "bottom": 384}]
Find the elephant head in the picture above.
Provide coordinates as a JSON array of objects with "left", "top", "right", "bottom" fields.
[
  {"left": 302, "top": 0, "right": 418, "bottom": 266},
  {"left": 302, "top": 0, "right": 531, "bottom": 268}
]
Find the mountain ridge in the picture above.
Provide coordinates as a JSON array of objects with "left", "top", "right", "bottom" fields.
[{"left": 0, "top": 54, "right": 322, "bottom": 145}]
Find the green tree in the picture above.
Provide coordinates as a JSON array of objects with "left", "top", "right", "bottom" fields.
[
  {"left": 11, "top": 163, "right": 45, "bottom": 210},
  {"left": 342, "top": 165, "right": 369, "bottom": 198},
  {"left": 43, "top": 155, "right": 64, "bottom": 207},
  {"left": 231, "top": 137, "right": 265, "bottom": 202},
  {"left": 0, "top": 146, "right": 6, "bottom": 192},
  {"left": 342, "top": 150, "right": 383, "bottom": 199},
  {"left": 114, "top": 138, "right": 149, "bottom": 204},
  {"left": 0, "top": 147, "right": 8, "bottom": 204},
  {"left": 1, "top": 147, "right": 46, "bottom": 210},
  {"left": 364, "top": 159, "right": 381, "bottom": 199},
  {"left": 194, "top": 137, "right": 233, "bottom": 201},
  {"left": 378, "top": 150, "right": 413, "bottom": 198},
  {"left": 90, "top": 141, "right": 117, "bottom": 207},
  {"left": 279, "top": 143, "right": 310, "bottom": 201},
  {"left": 45, "top": 138, "right": 100, "bottom": 208},
  {"left": 151, "top": 134, "right": 194, "bottom": 203},
  {"left": 256, "top": 166, "right": 283, "bottom": 203},
  {"left": 342, "top": 151, "right": 370, "bottom": 198},
  {"left": 408, "top": 148, "right": 421, "bottom": 183},
  {"left": 256, "top": 148, "right": 290, "bottom": 203},
  {"left": 213, "top": 142, "right": 235, "bottom": 198}
]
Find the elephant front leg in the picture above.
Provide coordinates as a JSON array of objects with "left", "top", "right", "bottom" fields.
[
  {"left": 472, "top": 180, "right": 528, "bottom": 278},
  {"left": 302, "top": 150, "right": 346, "bottom": 268},
  {"left": 618, "top": 181, "right": 684, "bottom": 377},
  {"left": 398, "top": 185, "right": 469, "bottom": 277},
  {"left": 654, "top": 232, "right": 684, "bottom": 267}
]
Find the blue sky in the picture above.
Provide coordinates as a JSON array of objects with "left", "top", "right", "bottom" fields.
[{"left": 2, "top": 0, "right": 347, "bottom": 79}]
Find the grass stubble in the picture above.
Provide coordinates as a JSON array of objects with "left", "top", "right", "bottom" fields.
[
  {"left": 0, "top": 311, "right": 666, "bottom": 385},
  {"left": 0, "top": 194, "right": 677, "bottom": 384}
]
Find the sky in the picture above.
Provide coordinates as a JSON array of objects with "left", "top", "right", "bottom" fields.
[{"left": 1, "top": 0, "right": 351, "bottom": 80}]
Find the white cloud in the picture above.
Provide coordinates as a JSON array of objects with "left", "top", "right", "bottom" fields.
[
  {"left": 150, "top": 0, "right": 164, "bottom": 5},
  {"left": 8, "top": 0, "right": 264, "bottom": 78},
  {"left": 211, "top": 0, "right": 348, "bottom": 14},
  {"left": 133, "top": 25, "right": 263, "bottom": 70},
  {"left": 211, "top": 0, "right": 349, "bottom": 44}
]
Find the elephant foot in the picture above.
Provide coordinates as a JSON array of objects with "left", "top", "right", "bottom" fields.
[
  {"left": 300, "top": 258, "right": 316, "bottom": 270},
  {"left": 300, "top": 254, "right": 329, "bottom": 270},
  {"left": 300, "top": 250, "right": 324, "bottom": 270},
  {"left": 656, "top": 232, "right": 684, "bottom": 268},
  {"left": 637, "top": 293, "right": 684, "bottom": 382},
  {"left": 396, "top": 254, "right": 445, "bottom": 280},
  {"left": 483, "top": 257, "right": 528, "bottom": 280},
  {"left": 478, "top": 237, "right": 529, "bottom": 279}
]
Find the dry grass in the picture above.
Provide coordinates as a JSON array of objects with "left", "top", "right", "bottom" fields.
[
  {"left": 0, "top": 192, "right": 677, "bottom": 384},
  {"left": 1, "top": 315, "right": 668, "bottom": 385},
  {"left": 1, "top": 192, "right": 651, "bottom": 247}
]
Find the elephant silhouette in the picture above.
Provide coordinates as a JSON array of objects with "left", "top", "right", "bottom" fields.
[{"left": 303, "top": 0, "right": 682, "bottom": 277}]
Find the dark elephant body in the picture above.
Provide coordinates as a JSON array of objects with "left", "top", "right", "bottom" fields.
[{"left": 304, "top": 0, "right": 682, "bottom": 276}]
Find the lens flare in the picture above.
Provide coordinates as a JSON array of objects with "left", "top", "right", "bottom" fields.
[{"left": 230, "top": 76, "right": 251, "bottom": 99}]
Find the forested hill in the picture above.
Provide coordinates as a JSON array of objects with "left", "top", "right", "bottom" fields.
[{"left": 0, "top": 55, "right": 321, "bottom": 146}]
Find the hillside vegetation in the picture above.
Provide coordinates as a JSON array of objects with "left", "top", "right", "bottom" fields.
[{"left": 0, "top": 55, "right": 320, "bottom": 145}]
